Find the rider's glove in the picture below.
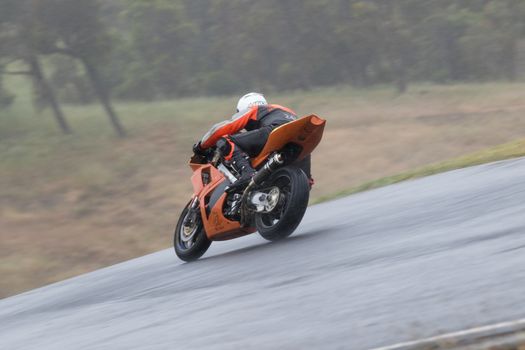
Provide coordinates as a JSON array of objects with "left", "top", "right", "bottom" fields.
[{"left": 193, "top": 142, "right": 206, "bottom": 156}]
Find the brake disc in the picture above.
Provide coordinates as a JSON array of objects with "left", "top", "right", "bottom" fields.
[{"left": 250, "top": 187, "right": 281, "bottom": 213}]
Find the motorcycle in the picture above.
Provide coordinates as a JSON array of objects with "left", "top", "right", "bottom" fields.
[{"left": 174, "top": 114, "right": 326, "bottom": 261}]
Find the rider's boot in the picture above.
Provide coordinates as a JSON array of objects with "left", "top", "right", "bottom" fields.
[{"left": 227, "top": 149, "right": 256, "bottom": 192}]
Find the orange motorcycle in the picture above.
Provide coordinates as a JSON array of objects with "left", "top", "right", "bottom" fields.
[{"left": 174, "top": 115, "right": 326, "bottom": 261}]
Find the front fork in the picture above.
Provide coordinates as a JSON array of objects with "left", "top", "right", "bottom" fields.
[{"left": 182, "top": 196, "right": 200, "bottom": 227}]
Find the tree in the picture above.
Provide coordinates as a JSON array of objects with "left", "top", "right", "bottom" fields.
[
  {"left": 4, "top": 0, "right": 525, "bottom": 107},
  {"left": 34, "top": 0, "right": 126, "bottom": 137},
  {"left": 0, "top": 0, "right": 72, "bottom": 133},
  {"left": 122, "top": 0, "right": 197, "bottom": 97}
]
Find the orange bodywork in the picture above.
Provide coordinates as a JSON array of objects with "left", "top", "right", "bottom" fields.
[
  {"left": 189, "top": 114, "right": 325, "bottom": 241},
  {"left": 203, "top": 193, "right": 256, "bottom": 241},
  {"left": 252, "top": 114, "right": 326, "bottom": 168},
  {"left": 189, "top": 161, "right": 256, "bottom": 241}
]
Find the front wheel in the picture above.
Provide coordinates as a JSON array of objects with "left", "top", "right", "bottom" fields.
[
  {"left": 255, "top": 167, "right": 310, "bottom": 241},
  {"left": 174, "top": 201, "right": 211, "bottom": 262}
]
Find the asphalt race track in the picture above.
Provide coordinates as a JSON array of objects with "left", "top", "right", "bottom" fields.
[{"left": 1, "top": 157, "right": 525, "bottom": 350}]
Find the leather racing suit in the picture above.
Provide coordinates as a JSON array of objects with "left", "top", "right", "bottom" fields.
[{"left": 198, "top": 104, "right": 312, "bottom": 187}]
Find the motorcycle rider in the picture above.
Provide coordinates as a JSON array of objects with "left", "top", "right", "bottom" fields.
[{"left": 193, "top": 92, "right": 310, "bottom": 191}]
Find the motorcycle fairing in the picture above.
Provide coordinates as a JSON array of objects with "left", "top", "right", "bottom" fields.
[
  {"left": 206, "top": 180, "right": 230, "bottom": 216},
  {"left": 188, "top": 114, "right": 325, "bottom": 241},
  {"left": 252, "top": 114, "right": 326, "bottom": 168},
  {"left": 203, "top": 192, "right": 256, "bottom": 241},
  {"left": 189, "top": 162, "right": 256, "bottom": 241}
]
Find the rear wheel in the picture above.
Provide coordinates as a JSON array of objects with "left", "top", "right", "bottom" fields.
[
  {"left": 255, "top": 167, "right": 310, "bottom": 241},
  {"left": 174, "top": 201, "right": 211, "bottom": 261}
]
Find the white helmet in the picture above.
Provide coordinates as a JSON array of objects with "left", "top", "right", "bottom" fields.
[{"left": 236, "top": 92, "right": 267, "bottom": 112}]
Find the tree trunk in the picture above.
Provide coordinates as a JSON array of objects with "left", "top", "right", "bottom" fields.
[
  {"left": 27, "top": 56, "right": 72, "bottom": 134},
  {"left": 395, "top": 59, "right": 408, "bottom": 95},
  {"left": 505, "top": 39, "right": 517, "bottom": 82},
  {"left": 395, "top": 72, "right": 407, "bottom": 94},
  {"left": 82, "top": 58, "right": 126, "bottom": 137}
]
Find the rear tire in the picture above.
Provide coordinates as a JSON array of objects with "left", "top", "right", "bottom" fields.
[
  {"left": 255, "top": 167, "right": 310, "bottom": 241},
  {"left": 174, "top": 202, "right": 211, "bottom": 262}
]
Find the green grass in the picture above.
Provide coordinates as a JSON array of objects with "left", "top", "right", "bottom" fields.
[{"left": 312, "top": 138, "right": 525, "bottom": 204}]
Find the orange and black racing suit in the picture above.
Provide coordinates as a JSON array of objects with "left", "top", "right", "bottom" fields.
[{"left": 199, "top": 104, "right": 312, "bottom": 179}]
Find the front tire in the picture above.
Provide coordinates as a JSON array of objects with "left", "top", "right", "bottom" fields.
[
  {"left": 255, "top": 167, "right": 310, "bottom": 241},
  {"left": 174, "top": 201, "right": 211, "bottom": 262}
]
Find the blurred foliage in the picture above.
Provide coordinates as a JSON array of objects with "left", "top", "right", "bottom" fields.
[
  {"left": 0, "top": 75, "right": 15, "bottom": 108},
  {"left": 1, "top": 0, "right": 525, "bottom": 104}
]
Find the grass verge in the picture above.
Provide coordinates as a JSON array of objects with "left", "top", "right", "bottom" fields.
[
  {"left": 2, "top": 79, "right": 525, "bottom": 298},
  {"left": 312, "top": 138, "right": 525, "bottom": 204}
]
